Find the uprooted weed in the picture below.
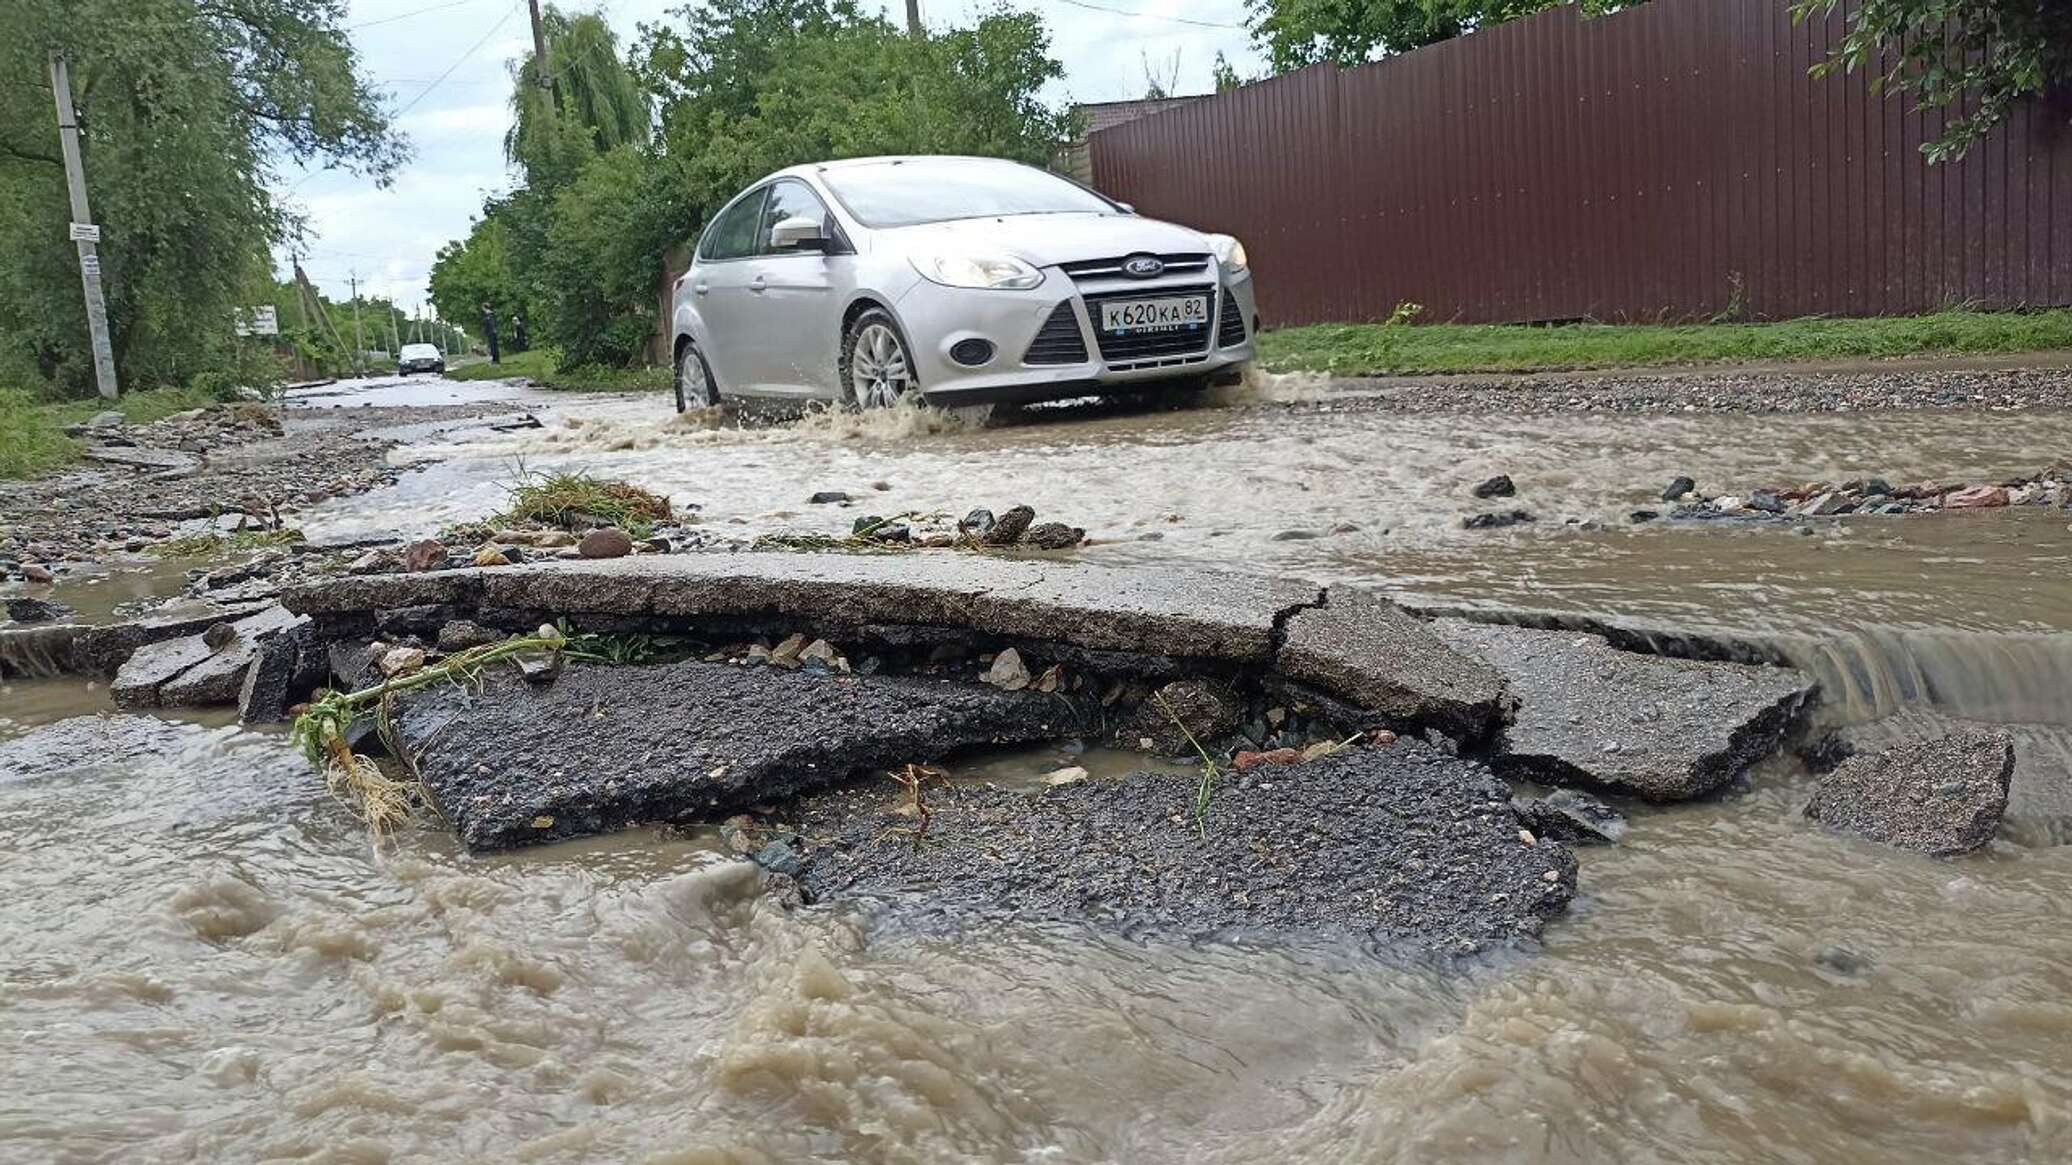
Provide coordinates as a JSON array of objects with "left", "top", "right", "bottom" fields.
[
  {"left": 496, "top": 470, "right": 671, "bottom": 537},
  {"left": 1152, "top": 690, "right": 1223, "bottom": 840},
  {"left": 149, "top": 527, "right": 306, "bottom": 557}
]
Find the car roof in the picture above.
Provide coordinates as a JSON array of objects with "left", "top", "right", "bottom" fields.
[{"left": 770, "top": 155, "right": 1033, "bottom": 182}]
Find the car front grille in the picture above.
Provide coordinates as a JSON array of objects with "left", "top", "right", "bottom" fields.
[
  {"left": 1022, "top": 302, "right": 1088, "bottom": 365},
  {"left": 1217, "top": 292, "right": 1247, "bottom": 347},
  {"left": 1080, "top": 284, "right": 1217, "bottom": 364},
  {"left": 1060, "top": 253, "right": 1213, "bottom": 282}
]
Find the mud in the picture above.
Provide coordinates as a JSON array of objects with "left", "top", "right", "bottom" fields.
[
  {"left": 792, "top": 741, "right": 1576, "bottom": 955},
  {"left": 397, "top": 661, "right": 1099, "bottom": 851}
]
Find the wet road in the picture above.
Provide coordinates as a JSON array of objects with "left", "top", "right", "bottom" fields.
[{"left": 4, "top": 371, "right": 2071, "bottom": 1162}]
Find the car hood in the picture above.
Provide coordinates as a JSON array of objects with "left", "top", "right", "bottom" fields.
[{"left": 878, "top": 213, "right": 1214, "bottom": 267}]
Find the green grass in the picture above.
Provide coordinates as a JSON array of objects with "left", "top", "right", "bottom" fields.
[
  {"left": 0, "top": 385, "right": 222, "bottom": 480},
  {"left": 147, "top": 528, "right": 306, "bottom": 557},
  {"left": 444, "top": 348, "right": 669, "bottom": 392},
  {"left": 496, "top": 471, "right": 672, "bottom": 536},
  {"left": 1255, "top": 309, "right": 2072, "bottom": 376}
]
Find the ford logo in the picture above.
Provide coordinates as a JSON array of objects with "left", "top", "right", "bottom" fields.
[{"left": 1122, "top": 254, "right": 1165, "bottom": 278}]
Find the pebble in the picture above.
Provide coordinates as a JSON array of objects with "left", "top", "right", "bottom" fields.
[{"left": 578, "top": 527, "right": 634, "bottom": 558}]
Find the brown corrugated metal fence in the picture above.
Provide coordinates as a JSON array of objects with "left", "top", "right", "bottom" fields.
[{"left": 1089, "top": 0, "right": 2072, "bottom": 326}]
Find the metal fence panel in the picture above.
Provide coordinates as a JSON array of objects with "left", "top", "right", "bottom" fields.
[{"left": 1089, "top": 0, "right": 2072, "bottom": 326}]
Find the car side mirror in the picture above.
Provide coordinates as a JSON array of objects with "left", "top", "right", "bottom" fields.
[{"left": 769, "top": 215, "right": 829, "bottom": 252}]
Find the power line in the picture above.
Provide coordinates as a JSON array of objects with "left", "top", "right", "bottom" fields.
[
  {"left": 1050, "top": 0, "right": 1246, "bottom": 29},
  {"left": 350, "top": 0, "right": 497, "bottom": 31}
]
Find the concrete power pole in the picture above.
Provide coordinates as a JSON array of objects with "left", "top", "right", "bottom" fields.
[
  {"left": 905, "top": 0, "right": 922, "bottom": 38},
  {"left": 48, "top": 53, "right": 118, "bottom": 400},
  {"left": 349, "top": 271, "right": 365, "bottom": 376},
  {"left": 527, "top": 0, "right": 553, "bottom": 92}
]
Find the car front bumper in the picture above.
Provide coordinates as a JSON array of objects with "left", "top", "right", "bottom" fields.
[
  {"left": 894, "top": 266, "right": 1258, "bottom": 407},
  {"left": 398, "top": 361, "right": 444, "bottom": 373}
]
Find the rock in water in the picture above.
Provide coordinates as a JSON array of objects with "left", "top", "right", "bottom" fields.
[
  {"left": 1805, "top": 728, "right": 2014, "bottom": 856},
  {"left": 578, "top": 527, "right": 634, "bottom": 559},
  {"left": 400, "top": 539, "right": 447, "bottom": 572},
  {"left": 1021, "top": 522, "right": 1083, "bottom": 550},
  {"left": 959, "top": 508, "right": 996, "bottom": 539},
  {"left": 1512, "top": 788, "right": 1628, "bottom": 844},
  {"left": 1122, "top": 679, "right": 1243, "bottom": 754},
  {"left": 790, "top": 742, "right": 1576, "bottom": 955},
  {"left": 1661, "top": 475, "right": 1696, "bottom": 502},
  {"left": 1463, "top": 510, "right": 1535, "bottom": 530},
  {"left": 1433, "top": 620, "right": 1814, "bottom": 801},
  {"left": 1471, "top": 474, "right": 1517, "bottom": 499},
  {"left": 4, "top": 597, "right": 71, "bottom": 624},
  {"left": 807, "top": 491, "right": 851, "bottom": 504},
  {"left": 984, "top": 504, "right": 1036, "bottom": 546},
  {"left": 393, "top": 661, "right": 1095, "bottom": 851}
]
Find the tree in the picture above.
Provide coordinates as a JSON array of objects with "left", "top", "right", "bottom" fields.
[
  {"left": 1243, "top": 0, "right": 1633, "bottom": 71},
  {"left": 1798, "top": 0, "right": 2071, "bottom": 161},
  {"left": 432, "top": 0, "right": 1077, "bottom": 372},
  {"left": 507, "top": 8, "right": 652, "bottom": 187},
  {"left": 1212, "top": 51, "right": 1248, "bottom": 93},
  {"left": 0, "top": 0, "right": 399, "bottom": 397},
  {"left": 428, "top": 206, "right": 522, "bottom": 335}
]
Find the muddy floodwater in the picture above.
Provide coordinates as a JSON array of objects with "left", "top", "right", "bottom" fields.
[{"left": 5, "top": 377, "right": 2072, "bottom": 1162}]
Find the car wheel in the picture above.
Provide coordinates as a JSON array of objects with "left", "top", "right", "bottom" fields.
[
  {"left": 675, "top": 340, "right": 719, "bottom": 413},
  {"left": 840, "top": 309, "right": 915, "bottom": 410}
]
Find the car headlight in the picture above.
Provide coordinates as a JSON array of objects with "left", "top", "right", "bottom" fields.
[
  {"left": 1208, "top": 234, "right": 1248, "bottom": 273},
  {"left": 912, "top": 252, "right": 1044, "bottom": 291}
]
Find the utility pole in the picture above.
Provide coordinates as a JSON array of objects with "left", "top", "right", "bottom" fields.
[
  {"left": 348, "top": 271, "right": 365, "bottom": 376},
  {"left": 527, "top": 0, "right": 552, "bottom": 92},
  {"left": 905, "top": 0, "right": 922, "bottom": 39},
  {"left": 49, "top": 53, "right": 118, "bottom": 400}
]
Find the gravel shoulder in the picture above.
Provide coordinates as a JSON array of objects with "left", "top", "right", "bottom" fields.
[
  {"left": 0, "top": 402, "right": 520, "bottom": 569},
  {"left": 1307, "top": 366, "right": 2072, "bottom": 416}
]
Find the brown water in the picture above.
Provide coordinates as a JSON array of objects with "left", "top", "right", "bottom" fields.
[{"left": 6, "top": 377, "right": 2072, "bottom": 1162}]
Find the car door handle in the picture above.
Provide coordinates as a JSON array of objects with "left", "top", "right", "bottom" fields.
[
  {"left": 692, "top": 281, "right": 709, "bottom": 296},
  {"left": 749, "top": 275, "right": 767, "bottom": 293}
]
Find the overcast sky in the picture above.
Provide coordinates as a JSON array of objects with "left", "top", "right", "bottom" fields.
[{"left": 282, "top": 0, "right": 1261, "bottom": 313}]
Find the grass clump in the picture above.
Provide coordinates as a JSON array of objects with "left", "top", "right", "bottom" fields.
[
  {"left": 445, "top": 348, "right": 669, "bottom": 393},
  {"left": 0, "top": 384, "right": 222, "bottom": 480},
  {"left": 497, "top": 471, "right": 672, "bottom": 536},
  {"left": 1256, "top": 308, "right": 2072, "bottom": 376}
]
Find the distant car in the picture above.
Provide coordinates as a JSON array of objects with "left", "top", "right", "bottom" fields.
[
  {"left": 397, "top": 343, "right": 445, "bottom": 375},
  {"left": 668, "top": 155, "right": 1257, "bottom": 415}
]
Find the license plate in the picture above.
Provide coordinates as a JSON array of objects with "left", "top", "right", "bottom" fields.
[{"left": 1100, "top": 295, "right": 1208, "bottom": 333}]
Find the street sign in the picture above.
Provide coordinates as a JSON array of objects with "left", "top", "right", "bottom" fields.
[
  {"left": 68, "top": 221, "right": 99, "bottom": 242},
  {"left": 236, "top": 305, "right": 279, "bottom": 336}
]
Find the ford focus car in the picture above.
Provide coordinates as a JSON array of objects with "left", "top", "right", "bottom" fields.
[{"left": 669, "top": 155, "right": 1257, "bottom": 416}]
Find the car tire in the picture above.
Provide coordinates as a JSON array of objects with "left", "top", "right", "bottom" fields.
[
  {"left": 675, "top": 339, "right": 719, "bottom": 413},
  {"left": 839, "top": 308, "right": 917, "bottom": 411}
]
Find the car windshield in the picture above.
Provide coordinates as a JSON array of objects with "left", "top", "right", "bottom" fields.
[
  {"left": 820, "top": 159, "right": 1117, "bottom": 228},
  {"left": 400, "top": 344, "right": 437, "bottom": 358}
]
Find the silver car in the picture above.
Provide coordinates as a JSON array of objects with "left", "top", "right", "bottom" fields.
[{"left": 669, "top": 155, "right": 1257, "bottom": 415}]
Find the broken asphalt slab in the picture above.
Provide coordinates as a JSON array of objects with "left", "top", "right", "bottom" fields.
[
  {"left": 285, "top": 552, "right": 1322, "bottom": 664},
  {"left": 1433, "top": 619, "right": 1815, "bottom": 801},
  {"left": 1275, "top": 588, "right": 1509, "bottom": 743},
  {"left": 281, "top": 554, "right": 1512, "bottom": 739},
  {"left": 110, "top": 604, "right": 306, "bottom": 710},
  {"left": 789, "top": 741, "right": 1576, "bottom": 957},
  {"left": 0, "top": 602, "right": 270, "bottom": 679},
  {"left": 395, "top": 659, "right": 1099, "bottom": 852},
  {"left": 1805, "top": 726, "right": 2015, "bottom": 856}
]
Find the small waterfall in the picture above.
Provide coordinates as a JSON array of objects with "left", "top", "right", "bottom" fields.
[{"left": 1768, "top": 625, "right": 2072, "bottom": 728}]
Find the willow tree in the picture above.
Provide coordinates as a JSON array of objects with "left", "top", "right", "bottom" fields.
[{"left": 506, "top": 9, "right": 652, "bottom": 189}]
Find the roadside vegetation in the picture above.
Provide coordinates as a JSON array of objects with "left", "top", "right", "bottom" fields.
[
  {"left": 0, "top": 385, "right": 222, "bottom": 480},
  {"left": 495, "top": 472, "right": 673, "bottom": 537},
  {"left": 1256, "top": 309, "right": 2072, "bottom": 376},
  {"left": 445, "top": 349, "right": 668, "bottom": 392}
]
